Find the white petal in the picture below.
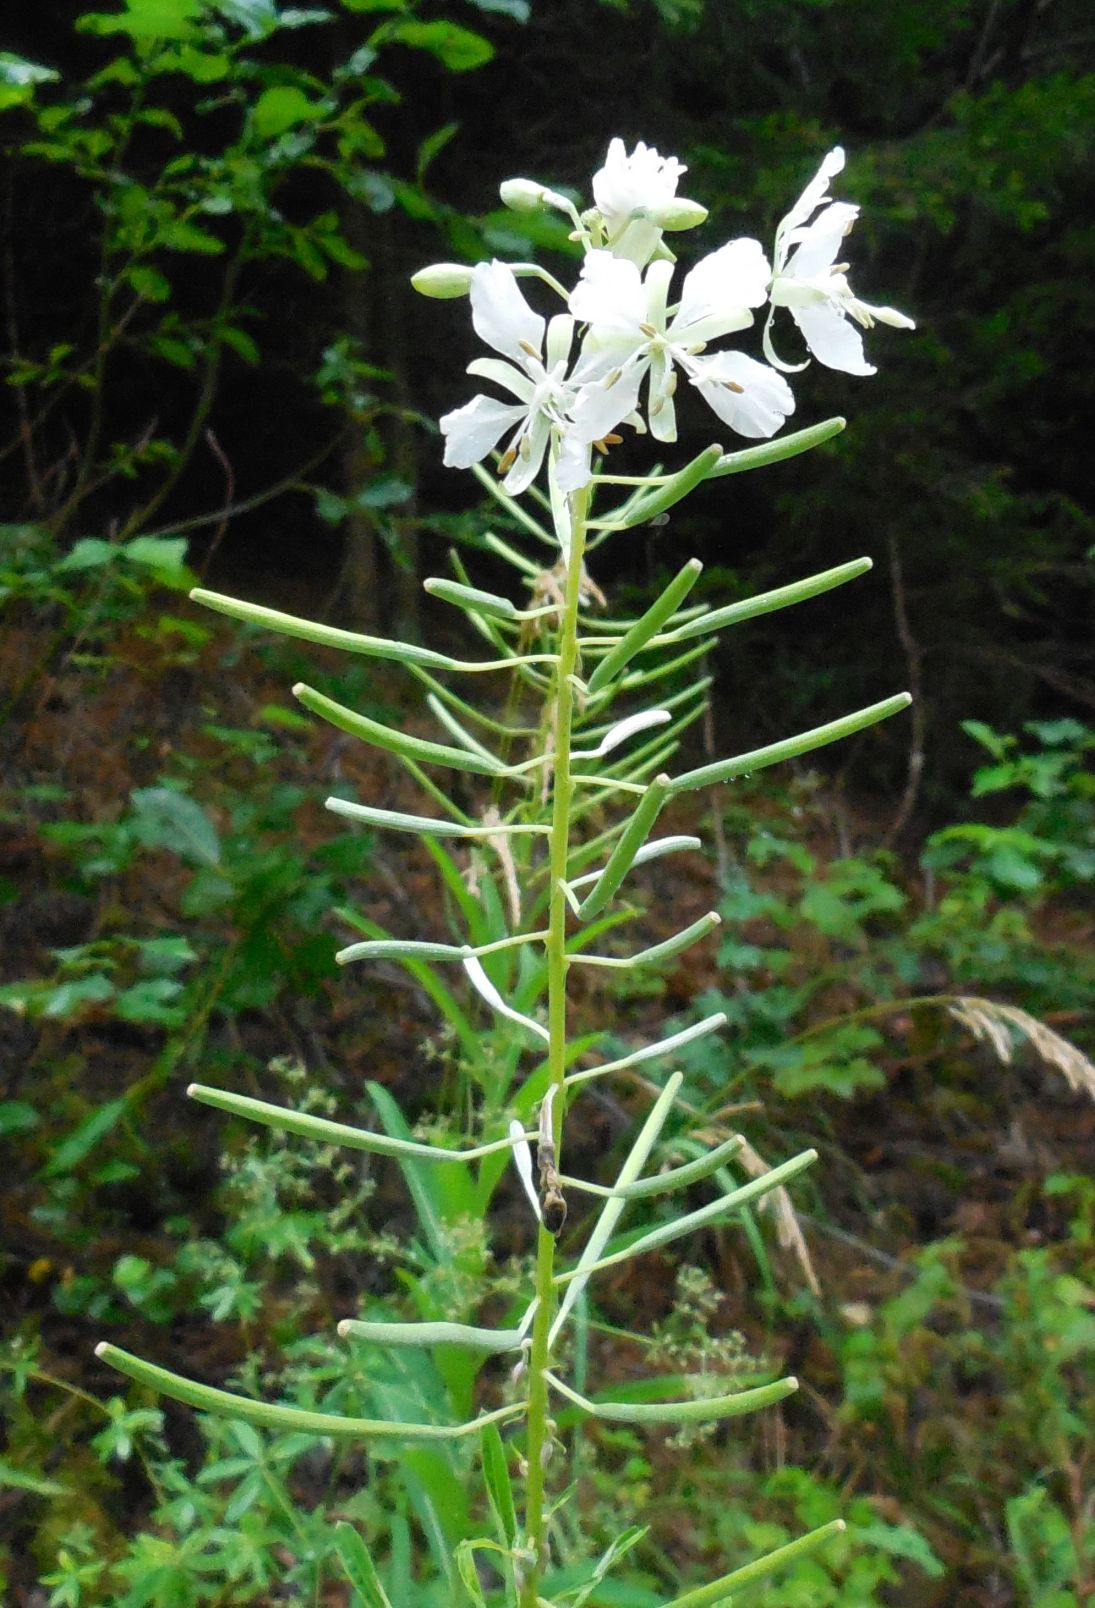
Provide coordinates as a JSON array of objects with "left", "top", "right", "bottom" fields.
[
  {"left": 545, "top": 313, "right": 575, "bottom": 369},
  {"left": 776, "top": 146, "right": 846, "bottom": 261},
  {"left": 647, "top": 348, "right": 677, "bottom": 443},
  {"left": 463, "top": 954, "right": 549, "bottom": 1042},
  {"left": 643, "top": 258, "right": 674, "bottom": 331},
  {"left": 606, "top": 217, "right": 662, "bottom": 268},
  {"left": 593, "top": 138, "right": 685, "bottom": 230},
  {"left": 568, "top": 357, "right": 648, "bottom": 444},
  {"left": 466, "top": 356, "right": 535, "bottom": 402},
  {"left": 792, "top": 303, "right": 875, "bottom": 375},
  {"left": 502, "top": 413, "right": 550, "bottom": 495},
  {"left": 569, "top": 250, "right": 646, "bottom": 334},
  {"left": 471, "top": 260, "right": 545, "bottom": 363},
  {"left": 690, "top": 351, "right": 796, "bottom": 438},
  {"left": 786, "top": 201, "right": 859, "bottom": 279},
  {"left": 675, "top": 237, "right": 771, "bottom": 339},
  {"left": 440, "top": 394, "right": 526, "bottom": 468},
  {"left": 554, "top": 430, "right": 592, "bottom": 492}
]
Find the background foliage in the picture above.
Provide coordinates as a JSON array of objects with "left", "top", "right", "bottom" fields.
[{"left": 2, "top": 0, "right": 1092, "bottom": 1603}]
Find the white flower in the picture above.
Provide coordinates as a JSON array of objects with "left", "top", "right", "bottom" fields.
[
  {"left": 688, "top": 350, "right": 795, "bottom": 438},
  {"left": 591, "top": 138, "right": 702, "bottom": 266},
  {"left": 765, "top": 146, "right": 915, "bottom": 376},
  {"left": 440, "top": 261, "right": 590, "bottom": 495},
  {"left": 567, "top": 240, "right": 772, "bottom": 443}
]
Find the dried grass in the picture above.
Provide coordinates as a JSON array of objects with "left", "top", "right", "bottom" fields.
[
  {"left": 948, "top": 995, "right": 1095, "bottom": 1102},
  {"left": 736, "top": 1136, "right": 821, "bottom": 1296}
]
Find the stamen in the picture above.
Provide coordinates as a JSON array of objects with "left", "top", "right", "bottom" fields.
[
  {"left": 638, "top": 321, "right": 657, "bottom": 337},
  {"left": 519, "top": 339, "right": 540, "bottom": 357},
  {"left": 604, "top": 368, "right": 622, "bottom": 389},
  {"left": 498, "top": 445, "right": 517, "bottom": 475},
  {"left": 664, "top": 371, "right": 678, "bottom": 398},
  {"left": 722, "top": 380, "right": 745, "bottom": 394},
  {"left": 830, "top": 262, "right": 850, "bottom": 275}
]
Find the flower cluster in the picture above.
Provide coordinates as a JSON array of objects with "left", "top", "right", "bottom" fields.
[{"left": 414, "top": 139, "right": 914, "bottom": 499}]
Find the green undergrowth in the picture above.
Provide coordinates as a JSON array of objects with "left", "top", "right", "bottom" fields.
[{"left": 3, "top": 542, "right": 1092, "bottom": 1602}]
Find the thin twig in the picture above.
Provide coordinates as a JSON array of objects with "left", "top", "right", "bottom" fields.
[{"left": 882, "top": 531, "right": 925, "bottom": 846}]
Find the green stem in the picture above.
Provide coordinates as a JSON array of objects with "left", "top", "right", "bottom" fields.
[
  {"left": 702, "top": 990, "right": 984, "bottom": 1123},
  {"left": 520, "top": 487, "right": 589, "bottom": 1604}
]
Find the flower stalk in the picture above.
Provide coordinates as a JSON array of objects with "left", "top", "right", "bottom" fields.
[{"left": 98, "top": 135, "right": 916, "bottom": 1604}]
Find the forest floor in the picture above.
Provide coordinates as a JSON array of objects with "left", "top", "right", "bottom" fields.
[{"left": 3, "top": 595, "right": 1093, "bottom": 1606}]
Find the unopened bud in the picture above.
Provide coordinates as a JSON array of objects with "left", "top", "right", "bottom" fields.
[
  {"left": 500, "top": 178, "right": 549, "bottom": 212},
  {"left": 649, "top": 197, "right": 709, "bottom": 232},
  {"left": 410, "top": 262, "right": 474, "bottom": 299},
  {"left": 501, "top": 178, "right": 575, "bottom": 216}
]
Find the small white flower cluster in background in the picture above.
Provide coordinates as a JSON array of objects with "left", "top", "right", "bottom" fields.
[{"left": 413, "top": 139, "right": 914, "bottom": 499}]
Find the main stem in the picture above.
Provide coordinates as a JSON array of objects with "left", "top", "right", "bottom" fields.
[{"left": 520, "top": 494, "right": 589, "bottom": 1604}]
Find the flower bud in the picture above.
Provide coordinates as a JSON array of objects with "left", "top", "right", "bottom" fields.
[
  {"left": 649, "top": 197, "right": 709, "bottom": 232},
  {"left": 409, "top": 262, "right": 474, "bottom": 299},
  {"left": 500, "top": 178, "right": 549, "bottom": 212}
]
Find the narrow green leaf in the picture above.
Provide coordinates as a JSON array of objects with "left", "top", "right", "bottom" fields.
[
  {"left": 367, "top": 1080, "right": 464, "bottom": 1260},
  {"left": 293, "top": 683, "right": 513, "bottom": 777},
  {"left": 480, "top": 1421, "right": 518, "bottom": 1548},
  {"left": 326, "top": 797, "right": 548, "bottom": 838},
  {"left": 482, "top": 531, "right": 541, "bottom": 576},
  {"left": 565, "top": 1014, "right": 728, "bottom": 1088},
  {"left": 560, "top": 1135, "right": 744, "bottom": 1200},
  {"left": 661, "top": 558, "right": 872, "bottom": 644},
  {"left": 550, "top": 1075, "right": 682, "bottom": 1345},
  {"left": 567, "top": 835, "right": 699, "bottom": 891},
  {"left": 95, "top": 1343, "right": 524, "bottom": 1440},
  {"left": 554, "top": 1150, "right": 817, "bottom": 1286},
  {"left": 576, "top": 911, "right": 720, "bottom": 971},
  {"left": 335, "top": 937, "right": 474, "bottom": 964},
  {"left": 336, "top": 930, "right": 544, "bottom": 966},
  {"left": 708, "top": 416, "right": 846, "bottom": 478},
  {"left": 606, "top": 443, "right": 724, "bottom": 531},
  {"left": 0, "top": 1458, "right": 67, "bottom": 1496},
  {"left": 426, "top": 694, "right": 501, "bottom": 764},
  {"left": 546, "top": 1369, "right": 797, "bottom": 1423},
  {"left": 424, "top": 576, "right": 518, "bottom": 621},
  {"left": 189, "top": 589, "right": 555, "bottom": 674},
  {"left": 333, "top": 1522, "right": 394, "bottom": 1608},
  {"left": 571, "top": 1527, "right": 650, "bottom": 1607},
  {"left": 586, "top": 561, "right": 702, "bottom": 695},
  {"left": 338, "top": 1319, "right": 525, "bottom": 1352},
  {"left": 576, "top": 776, "right": 671, "bottom": 920},
  {"left": 41, "top": 1098, "right": 128, "bottom": 1178},
  {"left": 661, "top": 1520, "right": 846, "bottom": 1607},
  {"left": 335, "top": 905, "right": 480, "bottom": 1058},
  {"left": 455, "top": 1542, "right": 489, "bottom": 1608},
  {"left": 187, "top": 1083, "right": 532, "bottom": 1163},
  {"left": 667, "top": 694, "right": 911, "bottom": 793}
]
